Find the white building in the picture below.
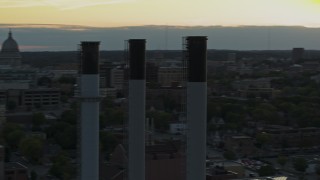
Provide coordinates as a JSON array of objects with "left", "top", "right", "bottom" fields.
[{"left": 169, "top": 123, "right": 186, "bottom": 135}]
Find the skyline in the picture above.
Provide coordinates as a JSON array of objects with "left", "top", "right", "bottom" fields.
[
  {"left": 0, "top": 0, "right": 320, "bottom": 27},
  {"left": 1, "top": 25, "right": 320, "bottom": 51}
]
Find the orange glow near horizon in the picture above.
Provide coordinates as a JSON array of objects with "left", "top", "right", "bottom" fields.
[{"left": 0, "top": 0, "right": 320, "bottom": 28}]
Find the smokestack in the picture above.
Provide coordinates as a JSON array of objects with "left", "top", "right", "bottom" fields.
[
  {"left": 128, "top": 39, "right": 146, "bottom": 180},
  {"left": 186, "top": 36, "right": 207, "bottom": 180},
  {"left": 80, "top": 41, "right": 100, "bottom": 180}
]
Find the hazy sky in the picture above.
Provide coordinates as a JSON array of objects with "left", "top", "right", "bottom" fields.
[
  {"left": 0, "top": 0, "right": 320, "bottom": 27},
  {"left": 1, "top": 26, "right": 320, "bottom": 51}
]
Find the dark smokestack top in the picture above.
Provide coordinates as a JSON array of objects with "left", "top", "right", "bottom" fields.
[
  {"left": 129, "top": 39, "right": 146, "bottom": 80},
  {"left": 81, "top": 41, "right": 100, "bottom": 74},
  {"left": 186, "top": 36, "right": 207, "bottom": 82}
]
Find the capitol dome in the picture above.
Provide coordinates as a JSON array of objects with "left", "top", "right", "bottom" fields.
[
  {"left": 1, "top": 30, "right": 20, "bottom": 54},
  {"left": 0, "top": 30, "right": 22, "bottom": 66}
]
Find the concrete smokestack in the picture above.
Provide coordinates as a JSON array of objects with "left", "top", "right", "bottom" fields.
[
  {"left": 186, "top": 36, "right": 207, "bottom": 180},
  {"left": 80, "top": 41, "right": 100, "bottom": 180},
  {"left": 128, "top": 39, "right": 146, "bottom": 180}
]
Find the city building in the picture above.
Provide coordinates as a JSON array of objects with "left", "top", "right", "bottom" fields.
[
  {"left": 158, "top": 67, "right": 184, "bottom": 87},
  {"left": 0, "top": 68, "right": 37, "bottom": 82},
  {"left": 146, "top": 86, "right": 184, "bottom": 110},
  {"left": 99, "top": 61, "right": 115, "bottom": 88},
  {"left": 1, "top": 88, "right": 61, "bottom": 110},
  {"left": 260, "top": 126, "right": 320, "bottom": 151},
  {"left": 146, "top": 62, "right": 159, "bottom": 84},
  {"left": 110, "top": 67, "right": 125, "bottom": 90},
  {"left": 169, "top": 122, "right": 186, "bottom": 135}
]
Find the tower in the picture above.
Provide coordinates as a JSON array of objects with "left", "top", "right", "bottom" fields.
[
  {"left": 79, "top": 42, "right": 100, "bottom": 180},
  {"left": 185, "top": 36, "right": 207, "bottom": 180},
  {"left": 128, "top": 39, "right": 146, "bottom": 180}
]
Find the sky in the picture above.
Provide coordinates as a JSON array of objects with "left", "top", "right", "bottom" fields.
[
  {"left": 1, "top": 26, "right": 320, "bottom": 51},
  {"left": 0, "top": 0, "right": 320, "bottom": 27},
  {"left": 1, "top": 0, "right": 320, "bottom": 51}
]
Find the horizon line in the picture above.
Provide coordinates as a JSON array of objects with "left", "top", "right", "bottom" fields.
[
  {"left": 0, "top": 23, "right": 320, "bottom": 29},
  {"left": 18, "top": 49, "right": 320, "bottom": 53}
]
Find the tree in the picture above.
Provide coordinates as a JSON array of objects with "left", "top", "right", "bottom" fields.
[
  {"left": 6, "top": 101, "right": 16, "bottom": 111},
  {"left": 32, "top": 112, "right": 46, "bottom": 130},
  {"left": 277, "top": 156, "right": 288, "bottom": 169},
  {"left": 53, "top": 122, "right": 77, "bottom": 150},
  {"left": 50, "top": 151, "right": 76, "bottom": 179},
  {"left": 58, "top": 76, "right": 76, "bottom": 84},
  {"left": 37, "top": 76, "right": 52, "bottom": 87},
  {"left": 315, "top": 164, "right": 320, "bottom": 176},
  {"left": 6, "top": 130, "right": 25, "bottom": 149},
  {"left": 252, "top": 103, "right": 280, "bottom": 125},
  {"left": 293, "top": 158, "right": 308, "bottom": 173},
  {"left": 60, "top": 110, "right": 77, "bottom": 125},
  {"left": 19, "top": 137, "right": 43, "bottom": 163},
  {"left": 100, "top": 113, "right": 107, "bottom": 129},
  {"left": 3, "top": 123, "right": 22, "bottom": 147},
  {"left": 223, "top": 150, "right": 236, "bottom": 160},
  {"left": 258, "top": 165, "right": 276, "bottom": 176},
  {"left": 100, "top": 131, "right": 119, "bottom": 158},
  {"left": 105, "top": 107, "right": 125, "bottom": 125},
  {"left": 30, "top": 170, "right": 37, "bottom": 180},
  {"left": 147, "top": 110, "right": 172, "bottom": 131},
  {"left": 256, "top": 132, "right": 270, "bottom": 149}
]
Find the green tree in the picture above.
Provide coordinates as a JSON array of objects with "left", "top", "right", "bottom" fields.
[
  {"left": 6, "top": 130, "right": 25, "bottom": 149},
  {"left": 30, "top": 170, "right": 37, "bottom": 180},
  {"left": 37, "top": 76, "right": 52, "bottom": 87},
  {"left": 223, "top": 150, "right": 236, "bottom": 160},
  {"left": 256, "top": 132, "right": 270, "bottom": 149},
  {"left": 50, "top": 152, "right": 76, "bottom": 179},
  {"left": 19, "top": 137, "right": 43, "bottom": 163},
  {"left": 258, "top": 165, "right": 276, "bottom": 176},
  {"left": 100, "top": 131, "right": 119, "bottom": 157},
  {"left": 6, "top": 101, "right": 16, "bottom": 111},
  {"left": 3, "top": 123, "right": 22, "bottom": 145},
  {"left": 147, "top": 110, "right": 172, "bottom": 131},
  {"left": 32, "top": 112, "right": 46, "bottom": 130},
  {"left": 100, "top": 113, "right": 107, "bottom": 129},
  {"left": 52, "top": 122, "right": 77, "bottom": 150},
  {"left": 293, "top": 158, "right": 308, "bottom": 173},
  {"left": 277, "top": 156, "right": 288, "bottom": 169},
  {"left": 105, "top": 107, "right": 125, "bottom": 125},
  {"left": 60, "top": 110, "right": 77, "bottom": 125},
  {"left": 315, "top": 164, "right": 320, "bottom": 176},
  {"left": 252, "top": 103, "right": 280, "bottom": 124},
  {"left": 58, "top": 76, "right": 76, "bottom": 84}
]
